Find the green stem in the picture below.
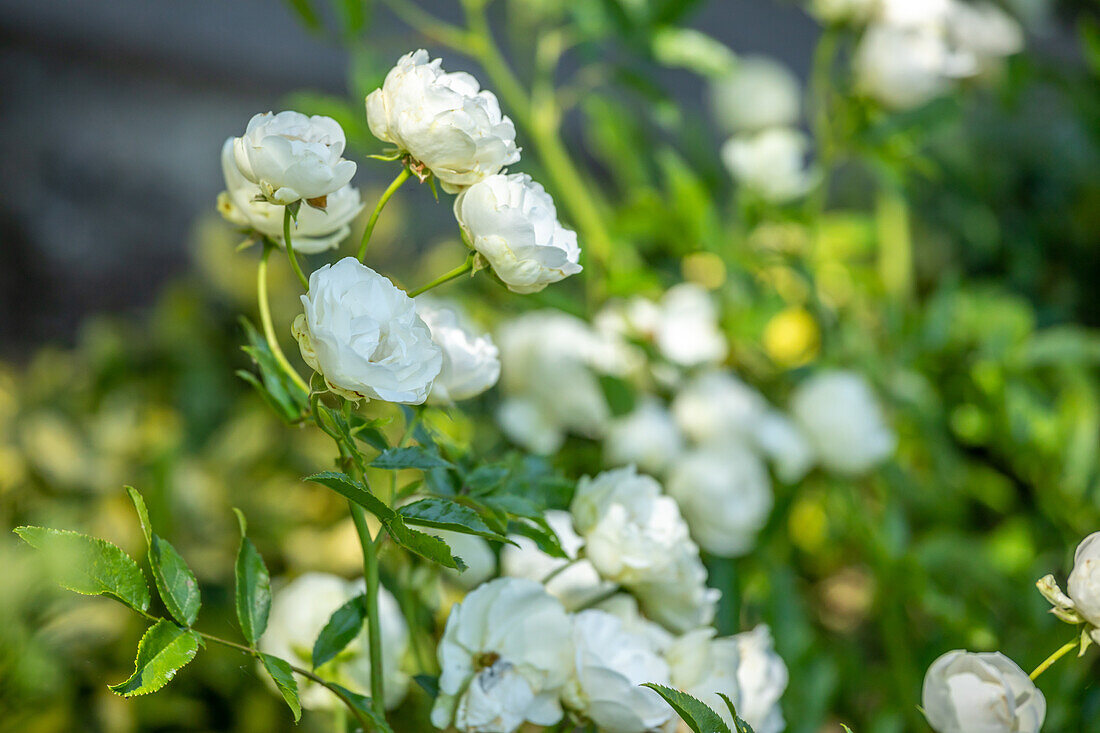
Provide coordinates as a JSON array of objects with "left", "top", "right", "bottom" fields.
[
  {"left": 1030, "top": 638, "right": 1080, "bottom": 680},
  {"left": 375, "top": 0, "right": 472, "bottom": 48},
  {"left": 332, "top": 707, "right": 347, "bottom": 733},
  {"left": 349, "top": 501, "right": 387, "bottom": 716},
  {"left": 876, "top": 187, "right": 913, "bottom": 302},
  {"left": 408, "top": 256, "right": 474, "bottom": 297},
  {"left": 283, "top": 206, "right": 310, "bottom": 290},
  {"left": 358, "top": 168, "right": 411, "bottom": 262},
  {"left": 258, "top": 245, "right": 310, "bottom": 394}
]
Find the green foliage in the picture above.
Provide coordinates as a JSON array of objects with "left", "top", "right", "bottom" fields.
[
  {"left": 640, "top": 684, "right": 736, "bottom": 733},
  {"left": 372, "top": 446, "right": 454, "bottom": 470},
  {"left": 109, "top": 619, "right": 200, "bottom": 697},
  {"left": 127, "top": 487, "right": 201, "bottom": 626},
  {"left": 237, "top": 317, "right": 308, "bottom": 424},
  {"left": 397, "top": 497, "right": 512, "bottom": 543},
  {"left": 259, "top": 653, "right": 303, "bottom": 723},
  {"left": 233, "top": 509, "right": 271, "bottom": 645},
  {"left": 13, "top": 526, "right": 150, "bottom": 612},
  {"left": 312, "top": 593, "right": 367, "bottom": 668}
]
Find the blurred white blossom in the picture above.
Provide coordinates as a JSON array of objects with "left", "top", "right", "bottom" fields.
[
  {"left": 756, "top": 410, "right": 816, "bottom": 483},
  {"left": 672, "top": 371, "right": 768, "bottom": 446},
  {"left": 721, "top": 128, "right": 818, "bottom": 203},
  {"left": 366, "top": 50, "right": 520, "bottom": 192},
  {"left": 416, "top": 299, "right": 500, "bottom": 405},
  {"left": 709, "top": 56, "right": 801, "bottom": 134},
  {"left": 921, "top": 650, "right": 1045, "bottom": 733},
  {"left": 790, "top": 370, "right": 895, "bottom": 475},
  {"left": 604, "top": 399, "right": 685, "bottom": 475},
  {"left": 666, "top": 628, "right": 743, "bottom": 732},
  {"left": 733, "top": 626, "right": 789, "bottom": 733},
  {"left": 434, "top": 529, "right": 497, "bottom": 590},
  {"left": 632, "top": 549, "right": 720, "bottom": 634}
]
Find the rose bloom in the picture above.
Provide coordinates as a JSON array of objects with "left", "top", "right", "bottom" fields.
[
  {"left": 666, "top": 443, "right": 773, "bottom": 558},
  {"left": 293, "top": 258, "right": 442, "bottom": 404},
  {"left": 366, "top": 49, "right": 520, "bottom": 192},
  {"left": 455, "top": 173, "right": 582, "bottom": 294},
  {"left": 416, "top": 299, "right": 500, "bottom": 405},
  {"left": 672, "top": 371, "right": 768, "bottom": 446},
  {"left": 921, "top": 650, "right": 1045, "bottom": 733},
  {"left": 721, "top": 127, "right": 818, "bottom": 204},
  {"left": 562, "top": 610, "right": 673, "bottom": 733},
  {"left": 790, "top": 370, "right": 896, "bottom": 476},
  {"left": 666, "top": 628, "right": 742, "bottom": 733},
  {"left": 603, "top": 399, "right": 685, "bottom": 476},
  {"left": 433, "top": 529, "right": 497, "bottom": 590},
  {"left": 733, "top": 626, "right": 788, "bottom": 733},
  {"left": 854, "top": 24, "right": 973, "bottom": 110},
  {"left": 259, "top": 573, "right": 409, "bottom": 710},
  {"left": 217, "top": 138, "right": 363, "bottom": 254},
  {"left": 1068, "top": 531, "right": 1100, "bottom": 628},
  {"left": 432, "top": 578, "right": 572, "bottom": 733},
  {"left": 755, "top": 410, "right": 815, "bottom": 484},
  {"left": 631, "top": 549, "right": 720, "bottom": 634},
  {"left": 709, "top": 56, "right": 801, "bottom": 134},
  {"left": 233, "top": 111, "right": 356, "bottom": 205}
]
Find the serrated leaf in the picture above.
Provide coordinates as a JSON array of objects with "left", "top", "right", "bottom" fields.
[
  {"left": 505, "top": 518, "right": 567, "bottom": 559},
  {"left": 234, "top": 516, "right": 271, "bottom": 645},
  {"left": 371, "top": 446, "right": 454, "bottom": 471},
  {"left": 14, "top": 526, "right": 150, "bottom": 612},
  {"left": 260, "top": 653, "right": 302, "bottom": 722},
  {"left": 387, "top": 521, "right": 466, "bottom": 570},
  {"left": 327, "top": 683, "right": 395, "bottom": 733},
  {"left": 397, "top": 498, "right": 511, "bottom": 543},
  {"left": 239, "top": 317, "right": 307, "bottom": 423},
  {"left": 717, "top": 692, "right": 756, "bottom": 733},
  {"left": 150, "top": 536, "right": 201, "bottom": 627},
  {"left": 641, "top": 684, "right": 733, "bottom": 733},
  {"left": 110, "top": 620, "right": 200, "bottom": 696},
  {"left": 126, "top": 486, "right": 152, "bottom": 545},
  {"left": 312, "top": 594, "right": 367, "bottom": 669},
  {"left": 306, "top": 471, "right": 395, "bottom": 520}
]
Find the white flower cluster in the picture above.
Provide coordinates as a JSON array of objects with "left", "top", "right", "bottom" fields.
[
  {"left": 710, "top": 56, "right": 817, "bottom": 204},
  {"left": 842, "top": 0, "right": 1026, "bottom": 110},
  {"left": 430, "top": 577, "right": 788, "bottom": 733}
]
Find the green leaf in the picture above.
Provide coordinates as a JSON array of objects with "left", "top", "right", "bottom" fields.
[
  {"left": 413, "top": 674, "right": 439, "bottom": 699},
  {"left": 234, "top": 510, "right": 271, "bottom": 645},
  {"left": 150, "top": 535, "right": 201, "bottom": 627},
  {"left": 387, "top": 521, "right": 466, "bottom": 571},
  {"left": 327, "top": 683, "right": 395, "bottom": 733},
  {"left": 126, "top": 486, "right": 152, "bottom": 545},
  {"left": 505, "top": 518, "right": 567, "bottom": 559},
  {"left": 306, "top": 471, "right": 395, "bottom": 520},
  {"left": 641, "top": 684, "right": 733, "bottom": 733},
  {"left": 284, "top": 0, "right": 322, "bottom": 32},
  {"left": 260, "top": 653, "right": 302, "bottom": 723},
  {"left": 109, "top": 619, "right": 200, "bottom": 696},
  {"left": 239, "top": 317, "right": 308, "bottom": 423},
  {"left": 14, "top": 526, "right": 150, "bottom": 612},
  {"left": 397, "top": 498, "right": 512, "bottom": 543},
  {"left": 717, "top": 692, "right": 756, "bottom": 733},
  {"left": 599, "top": 374, "right": 637, "bottom": 417},
  {"left": 312, "top": 594, "right": 366, "bottom": 669},
  {"left": 372, "top": 446, "right": 454, "bottom": 471}
]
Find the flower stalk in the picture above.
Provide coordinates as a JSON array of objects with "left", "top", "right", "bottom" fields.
[
  {"left": 257, "top": 244, "right": 310, "bottom": 394},
  {"left": 358, "top": 167, "right": 411, "bottom": 262},
  {"left": 1030, "top": 638, "right": 1080, "bottom": 680},
  {"left": 408, "top": 255, "right": 475, "bottom": 297},
  {"left": 283, "top": 205, "right": 311, "bottom": 290}
]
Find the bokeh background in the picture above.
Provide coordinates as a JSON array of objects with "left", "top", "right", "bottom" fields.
[{"left": 3, "top": 0, "right": 1100, "bottom": 732}]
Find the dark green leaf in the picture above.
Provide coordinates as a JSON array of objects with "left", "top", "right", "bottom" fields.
[
  {"left": 640, "top": 684, "right": 732, "bottom": 733},
  {"left": 284, "top": 0, "right": 322, "bottom": 31},
  {"left": 599, "top": 373, "right": 637, "bottom": 417},
  {"left": 239, "top": 317, "right": 308, "bottom": 423},
  {"left": 312, "top": 594, "right": 366, "bottom": 669},
  {"left": 110, "top": 619, "right": 200, "bottom": 696},
  {"left": 398, "top": 498, "right": 511, "bottom": 542},
  {"left": 372, "top": 446, "right": 454, "bottom": 471},
  {"left": 150, "top": 536, "right": 201, "bottom": 627},
  {"left": 327, "top": 683, "right": 394, "bottom": 733},
  {"left": 717, "top": 692, "right": 756, "bottom": 733},
  {"left": 260, "top": 653, "right": 302, "bottom": 722},
  {"left": 234, "top": 510, "right": 271, "bottom": 645},
  {"left": 506, "top": 518, "right": 567, "bottom": 559},
  {"left": 413, "top": 674, "right": 439, "bottom": 699},
  {"left": 306, "top": 471, "right": 394, "bottom": 520},
  {"left": 14, "top": 526, "right": 150, "bottom": 612},
  {"left": 387, "top": 521, "right": 466, "bottom": 570}
]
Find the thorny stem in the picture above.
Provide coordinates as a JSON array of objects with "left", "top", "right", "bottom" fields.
[
  {"left": 358, "top": 167, "right": 411, "bottom": 262},
  {"left": 1030, "top": 638, "right": 1080, "bottom": 680},
  {"left": 257, "top": 244, "right": 310, "bottom": 394},
  {"left": 283, "top": 206, "right": 310, "bottom": 290}
]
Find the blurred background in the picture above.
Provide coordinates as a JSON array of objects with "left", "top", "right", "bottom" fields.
[{"left": 3, "top": 0, "right": 1100, "bottom": 732}]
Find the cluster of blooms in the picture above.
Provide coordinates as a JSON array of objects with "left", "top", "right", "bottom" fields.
[
  {"left": 812, "top": 0, "right": 1025, "bottom": 110},
  {"left": 710, "top": 57, "right": 818, "bottom": 204},
  {"left": 917, "top": 529, "right": 1100, "bottom": 732},
  {"left": 496, "top": 285, "right": 895, "bottom": 559}
]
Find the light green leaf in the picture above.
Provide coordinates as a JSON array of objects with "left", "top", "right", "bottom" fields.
[
  {"left": 371, "top": 446, "right": 454, "bottom": 471},
  {"left": 260, "top": 653, "right": 302, "bottom": 722},
  {"left": 14, "top": 526, "right": 150, "bottom": 612},
  {"left": 397, "top": 498, "right": 512, "bottom": 543},
  {"left": 126, "top": 486, "right": 152, "bottom": 545},
  {"left": 150, "top": 536, "right": 201, "bottom": 627},
  {"left": 312, "top": 594, "right": 366, "bottom": 668},
  {"left": 306, "top": 471, "right": 395, "bottom": 520},
  {"left": 387, "top": 521, "right": 466, "bottom": 571},
  {"left": 641, "top": 684, "right": 733, "bottom": 733},
  {"left": 234, "top": 511, "right": 271, "bottom": 645},
  {"left": 109, "top": 619, "right": 200, "bottom": 696}
]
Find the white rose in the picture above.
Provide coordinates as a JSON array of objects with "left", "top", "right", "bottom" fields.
[
  {"left": 571, "top": 466, "right": 692, "bottom": 586},
  {"left": 416, "top": 299, "right": 501, "bottom": 405},
  {"left": 1068, "top": 531, "right": 1100, "bottom": 627},
  {"left": 946, "top": 1, "right": 1025, "bottom": 73},
  {"left": 497, "top": 312, "right": 609, "bottom": 452},
  {"left": 653, "top": 284, "right": 728, "bottom": 367},
  {"left": 733, "top": 626, "right": 788, "bottom": 733},
  {"left": 434, "top": 529, "right": 497, "bottom": 590},
  {"left": 755, "top": 410, "right": 815, "bottom": 484},
  {"left": 232, "top": 111, "right": 356, "bottom": 205},
  {"left": 455, "top": 173, "right": 582, "bottom": 294},
  {"left": 854, "top": 24, "right": 973, "bottom": 110},
  {"left": 666, "top": 628, "right": 742, "bottom": 732},
  {"left": 595, "top": 594, "right": 675, "bottom": 652},
  {"left": 672, "top": 371, "right": 768, "bottom": 445},
  {"left": 708, "top": 56, "right": 801, "bottom": 134},
  {"left": 563, "top": 610, "right": 673, "bottom": 733},
  {"left": 217, "top": 138, "right": 363, "bottom": 254},
  {"left": 721, "top": 128, "right": 818, "bottom": 204},
  {"left": 632, "top": 550, "right": 720, "bottom": 634},
  {"left": 292, "top": 258, "right": 442, "bottom": 404},
  {"left": 259, "top": 573, "right": 409, "bottom": 710},
  {"left": 500, "top": 510, "right": 614, "bottom": 610},
  {"left": 790, "top": 370, "right": 896, "bottom": 475},
  {"left": 666, "top": 443, "right": 773, "bottom": 558},
  {"left": 921, "top": 650, "right": 1045, "bottom": 733},
  {"left": 877, "top": 0, "right": 954, "bottom": 29},
  {"left": 432, "top": 578, "right": 572, "bottom": 733},
  {"left": 366, "top": 50, "right": 520, "bottom": 192},
  {"left": 604, "top": 399, "right": 685, "bottom": 476}
]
